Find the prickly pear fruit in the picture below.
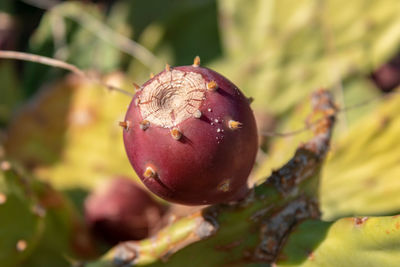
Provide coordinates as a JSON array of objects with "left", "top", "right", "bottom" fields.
[
  {"left": 122, "top": 58, "right": 258, "bottom": 205},
  {"left": 84, "top": 177, "right": 165, "bottom": 245}
]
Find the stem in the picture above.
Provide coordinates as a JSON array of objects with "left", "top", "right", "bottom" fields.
[{"left": 0, "top": 50, "right": 84, "bottom": 76}]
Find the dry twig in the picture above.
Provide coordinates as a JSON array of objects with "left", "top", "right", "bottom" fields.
[{"left": 0, "top": 50, "right": 134, "bottom": 96}]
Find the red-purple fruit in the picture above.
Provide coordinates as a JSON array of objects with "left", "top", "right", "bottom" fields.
[
  {"left": 122, "top": 57, "right": 258, "bottom": 205},
  {"left": 84, "top": 177, "right": 165, "bottom": 245}
]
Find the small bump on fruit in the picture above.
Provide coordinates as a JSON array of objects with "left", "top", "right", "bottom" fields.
[
  {"left": 193, "top": 110, "right": 202, "bottom": 119},
  {"left": 207, "top": 80, "right": 218, "bottom": 91},
  {"left": 119, "top": 121, "right": 131, "bottom": 131},
  {"left": 150, "top": 72, "right": 155, "bottom": 78},
  {"left": 228, "top": 120, "right": 242, "bottom": 130},
  {"left": 165, "top": 63, "right": 171, "bottom": 72},
  {"left": 170, "top": 127, "right": 182, "bottom": 140},
  {"left": 144, "top": 166, "right": 157, "bottom": 179},
  {"left": 218, "top": 179, "right": 230, "bottom": 192},
  {"left": 139, "top": 120, "right": 150, "bottom": 131},
  {"left": 193, "top": 56, "right": 200, "bottom": 67}
]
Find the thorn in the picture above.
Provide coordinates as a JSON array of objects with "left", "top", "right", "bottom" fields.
[
  {"left": 207, "top": 80, "right": 218, "bottom": 91},
  {"left": 144, "top": 166, "right": 157, "bottom": 179},
  {"left": 132, "top": 82, "right": 141, "bottom": 90},
  {"left": 150, "top": 72, "right": 155, "bottom": 78},
  {"left": 119, "top": 120, "right": 131, "bottom": 131},
  {"left": 247, "top": 96, "right": 254, "bottom": 104},
  {"left": 139, "top": 120, "right": 150, "bottom": 130},
  {"left": 165, "top": 63, "right": 171, "bottom": 72},
  {"left": 193, "top": 110, "right": 202, "bottom": 119},
  {"left": 228, "top": 120, "right": 242, "bottom": 130},
  {"left": 170, "top": 127, "right": 182, "bottom": 140},
  {"left": 16, "top": 240, "right": 27, "bottom": 252},
  {"left": 193, "top": 56, "right": 200, "bottom": 67}
]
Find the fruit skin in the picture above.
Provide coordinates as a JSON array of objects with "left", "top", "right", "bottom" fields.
[
  {"left": 123, "top": 65, "right": 258, "bottom": 205},
  {"left": 84, "top": 177, "right": 165, "bottom": 245}
]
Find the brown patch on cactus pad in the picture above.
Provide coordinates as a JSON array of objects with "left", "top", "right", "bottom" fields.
[{"left": 354, "top": 217, "right": 368, "bottom": 227}]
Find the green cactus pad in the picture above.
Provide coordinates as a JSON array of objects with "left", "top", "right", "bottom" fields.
[
  {"left": 321, "top": 90, "right": 400, "bottom": 220},
  {"left": 0, "top": 162, "right": 44, "bottom": 267},
  {"left": 277, "top": 215, "right": 400, "bottom": 266}
]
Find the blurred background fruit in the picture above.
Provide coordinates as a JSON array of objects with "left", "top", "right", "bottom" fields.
[{"left": 84, "top": 177, "right": 166, "bottom": 245}]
